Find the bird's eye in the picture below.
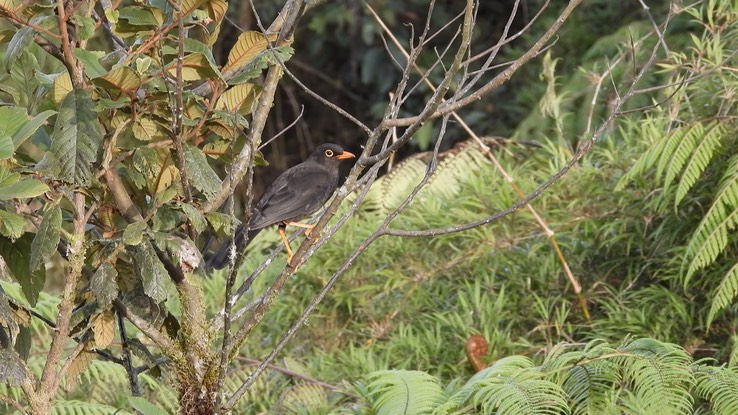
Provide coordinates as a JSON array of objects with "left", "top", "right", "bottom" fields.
[{"left": 324, "top": 149, "right": 334, "bottom": 157}]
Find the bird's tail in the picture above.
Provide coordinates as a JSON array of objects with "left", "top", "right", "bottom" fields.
[{"left": 206, "top": 225, "right": 262, "bottom": 269}]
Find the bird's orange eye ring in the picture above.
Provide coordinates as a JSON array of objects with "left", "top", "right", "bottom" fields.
[{"left": 324, "top": 149, "right": 334, "bottom": 157}]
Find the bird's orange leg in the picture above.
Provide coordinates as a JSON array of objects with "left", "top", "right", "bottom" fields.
[
  {"left": 278, "top": 225, "right": 295, "bottom": 263},
  {"left": 285, "top": 221, "right": 316, "bottom": 236}
]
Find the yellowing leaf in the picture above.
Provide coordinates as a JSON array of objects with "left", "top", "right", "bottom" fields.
[
  {"left": 166, "top": 53, "right": 221, "bottom": 81},
  {"left": 207, "top": 0, "right": 227, "bottom": 24},
  {"left": 156, "top": 166, "right": 178, "bottom": 195},
  {"left": 132, "top": 117, "right": 160, "bottom": 141},
  {"left": 53, "top": 72, "right": 72, "bottom": 105},
  {"left": 91, "top": 312, "right": 115, "bottom": 349},
  {"left": 95, "top": 66, "right": 142, "bottom": 93},
  {"left": 206, "top": 121, "right": 235, "bottom": 139},
  {"left": 65, "top": 347, "right": 93, "bottom": 390},
  {"left": 215, "top": 83, "right": 260, "bottom": 114},
  {"left": 223, "top": 31, "right": 277, "bottom": 74}
]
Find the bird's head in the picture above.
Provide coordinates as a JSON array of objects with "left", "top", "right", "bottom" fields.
[{"left": 310, "top": 143, "right": 356, "bottom": 164}]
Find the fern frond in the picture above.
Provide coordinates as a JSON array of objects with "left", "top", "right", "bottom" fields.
[
  {"left": 435, "top": 356, "right": 569, "bottom": 415},
  {"left": 675, "top": 122, "right": 724, "bottom": 205},
  {"left": 545, "top": 341, "right": 621, "bottom": 415},
  {"left": 276, "top": 383, "right": 329, "bottom": 415},
  {"left": 366, "top": 369, "right": 443, "bottom": 415},
  {"left": 693, "top": 364, "right": 738, "bottom": 415},
  {"left": 51, "top": 400, "right": 133, "bottom": 415},
  {"left": 660, "top": 124, "right": 699, "bottom": 188},
  {"left": 615, "top": 115, "right": 671, "bottom": 190},
  {"left": 706, "top": 261, "right": 738, "bottom": 326},
  {"left": 684, "top": 153, "right": 738, "bottom": 284},
  {"left": 616, "top": 338, "right": 694, "bottom": 414}
]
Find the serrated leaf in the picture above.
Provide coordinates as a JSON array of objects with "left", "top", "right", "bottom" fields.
[
  {"left": 205, "top": 212, "right": 236, "bottom": 236},
  {"left": 30, "top": 204, "right": 61, "bottom": 273},
  {"left": 13, "top": 109, "right": 56, "bottom": 149},
  {"left": 90, "top": 262, "right": 118, "bottom": 308},
  {"left": 183, "top": 145, "right": 222, "bottom": 200},
  {"left": 0, "top": 209, "right": 26, "bottom": 240},
  {"left": 122, "top": 221, "right": 148, "bottom": 246},
  {"left": 0, "top": 348, "right": 27, "bottom": 386},
  {"left": 134, "top": 240, "right": 168, "bottom": 302},
  {"left": 66, "top": 347, "right": 93, "bottom": 390},
  {"left": 179, "top": 203, "right": 206, "bottom": 233},
  {"left": 129, "top": 396, "right": 169, "bottom": 415},
  {"left": 0, "top": 234, "right": 45, "bottom": 306},
  {"left": 70, "top": 15, "right": 96, "bottom": 41},
  {"left": 0, "top": 178, "right": 49, "bottom": 200},
  {"left": 132, "top": 117, "right": 161, "bottom": 141},
  {"left": 74, "top": 49, "right": 107, "bottom": 78},
  {"left": 223, "top": 31, "right": 278, "bottom": 74},
  {"left": 92, "top": 312, "right": 115, "bottom": 349},
  {"left": 38, "top": 89, "right": 104, "bottom": 185}
]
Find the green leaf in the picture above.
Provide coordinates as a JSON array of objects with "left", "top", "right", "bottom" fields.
[
  {"left": 0, "top": 349, "right": 27, "bottom": 386},
  {"left": 128, "top": 396, "right": 169, "bottom": 415},
  {"left": 0, "top": 106, "right": 28, "bottom": 139},
  {"left": 5, "top": 24, "right": 35, "bottom": 71},
  {"left": 30, "top": 205, "right": 61, "bottom": 273},
  {"left": 0, "top": 178, "right": 49, "bottom": 200},
  {"left": 228, "top": 46, "right": 294, "bottom": 85},
  {"left": 74, "top": 49, "right": 108, "bottom": 78},
  {"left": 133, "top": 240, "right": 168, "bottom": 303},
  {"left": 179, "top": 202, "right": 206, "bottom": 233},
  {"left": 90, "top": 262, "right": 118, "bottom": 309},
  {"left": 0, "top": 234, "right": 45, "bottom": 306},
  {"left": 205, "top": 212, "right": 236, "bottom": 236},
  {"left": 0, "top": 135, "right": 12, "bottom": 159},
  {"left": 70, "top": 15, "right": 96, "bottom": 41},
  {"left": 183, "top": 145, "right": 222, "bottom": 200},
  {"left": 38, "top": 89, "right": 104, "bottom": 185},
  {"left": 122, "top": 221, "right": 148, "bottom": 246},
  {"left": 13, "top": 109, "right": 56, "bottom": 149},
  {"left": 11, "top": 51, "right": 39, "bottom": 107},
  {"left": 118, "top": 5, "right": 164, "bottom": 27},
  {"left": 0, "top": 209, "right": 26, "bottom": 239}
]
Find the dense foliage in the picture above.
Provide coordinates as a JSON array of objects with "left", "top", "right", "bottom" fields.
[{"left": 0, "top": 0, "right": 737, "bottom": 414}]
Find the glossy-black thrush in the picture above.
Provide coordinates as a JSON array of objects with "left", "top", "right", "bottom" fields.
[{"left": 208, "top": 143, "right": 355, "bottom": 268}]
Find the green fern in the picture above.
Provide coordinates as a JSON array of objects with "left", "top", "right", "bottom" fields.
[
  {"left": 616, "top": 338, "right": 694, "bottom": 414},
  {"left": 365, "top": 370, "right": 444, "bottom": 415},
  {"left": 675, "top": 123, "right": 725, "bottom": 205},
  {"left": 692, "top": 363, "right": 738, "bottom": 415},
  {"left": 707, "top": 262, "right": 738, "bottom": 326},
  {"left": 436, "top": 356, "right": 568, "bottom": 415},
  {"left": 684, "top": 153, "right": 738, "bottom": 284}
]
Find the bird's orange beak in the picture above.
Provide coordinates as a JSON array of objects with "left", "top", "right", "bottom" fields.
[{"left": 336, "top": 151, "right": 356, "bottom": 159}]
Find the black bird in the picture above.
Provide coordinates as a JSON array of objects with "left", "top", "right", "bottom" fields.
[{"left": 208, "top": 143, "right": 355, "bottom": 268}]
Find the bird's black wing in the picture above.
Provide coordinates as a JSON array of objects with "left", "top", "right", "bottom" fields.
[{"left": 249, "top": 165, "right": 337, "bottom": 229}]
